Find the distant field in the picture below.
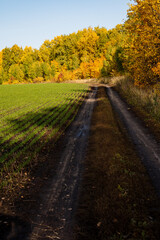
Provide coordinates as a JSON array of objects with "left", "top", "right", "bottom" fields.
[{"left": 0, "top": 83, "right": 89, "bottom": 182}]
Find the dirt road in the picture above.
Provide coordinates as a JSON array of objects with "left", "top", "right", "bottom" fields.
[
  {"left": 76, "top": 86, "right": 160, "bottom": 240},
  {"left": 27, "top": 87, "right": 97, "bottom": 240},
  {"left": 106, "top": 86, "right": 160, "bottom": 197}
]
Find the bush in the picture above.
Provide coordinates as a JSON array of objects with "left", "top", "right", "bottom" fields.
[{"left": 32, "top": 77, "right": 44, "bottom": 83}]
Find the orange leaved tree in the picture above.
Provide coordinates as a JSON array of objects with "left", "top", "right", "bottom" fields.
[{"left": 125, "top": 0, "right": 160, "bottom": 86}]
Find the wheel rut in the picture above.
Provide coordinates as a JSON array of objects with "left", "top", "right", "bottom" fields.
[
  {"left": 28, "top": 87, "right": 97, "bottom": 240},
  {"left": 106, "top": 86, "right": 160, "bottom": 197}
]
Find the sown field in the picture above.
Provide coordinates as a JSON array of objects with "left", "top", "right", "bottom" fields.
[{"left": 0, "top": 83, "right": 89, "bottom": 187}]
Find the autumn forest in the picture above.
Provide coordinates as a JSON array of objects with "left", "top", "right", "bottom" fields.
[{"left": 0, "top": 0, "right": 159, "bottom": 87}]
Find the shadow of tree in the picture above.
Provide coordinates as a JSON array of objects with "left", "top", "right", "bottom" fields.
[
  {"left": 0, "top": 93, "right": 86, "bottom": 171},
  {"left": 7, "top": 103, "right": 69, "bottom": 136}
]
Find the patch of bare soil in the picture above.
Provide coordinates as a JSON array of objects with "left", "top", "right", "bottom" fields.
[{"left": 75, "top": 86, "right": 160, "bottom": 240}]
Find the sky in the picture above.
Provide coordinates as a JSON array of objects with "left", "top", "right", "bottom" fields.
[{"left": 0, "top": 0, "right": 133, "bottom": 51}]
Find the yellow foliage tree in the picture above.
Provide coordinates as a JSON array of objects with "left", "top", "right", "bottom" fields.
[
  {"left": 77, "top": 27, "right": 99, "bottom": 63},
  {"left": 51, "top": 60, "right": 60, "bottom": 74},
  {"left": 0, "top": 51, "right": 2, "bottom": 72},
  {"left": 152, "top": 62, "right": 160, "bottom": 77},
  {"left": 38, "top": 44, "right": 50, "bottom": 63},
  {"left": 125, "top": 0, "right": 160, "bottom": 86},
  {"left": 74, "top": 57, "right": 104, "bottom": 79}
]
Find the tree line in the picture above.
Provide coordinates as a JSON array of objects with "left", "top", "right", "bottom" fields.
[{"left": 0, "top": 0, "right": 159, "bottom": 87}]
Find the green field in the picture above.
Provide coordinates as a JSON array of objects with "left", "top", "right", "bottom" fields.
[{"left": 0, "top": 83, "right": 89, "bottom": 182}]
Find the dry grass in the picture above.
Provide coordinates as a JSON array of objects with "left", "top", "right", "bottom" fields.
[
  {"left": 106, "top": 76, "right": 160, "bottom": 141},
  {"left": 75, "top": 87, "right": 160, "bottom": 240},
  {"left": 99, "top": 76, "right": 126, "bottom": 86},
  {"left": 116, "top": 78, "right": 160, "bottom": 119}
]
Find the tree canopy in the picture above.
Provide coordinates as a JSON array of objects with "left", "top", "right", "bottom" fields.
[
  {"left": 0, "top": 0, "right": 159, "bottom": 87},
  {"left": 125, "top": 0, "right": 160, "bottom": 86}
]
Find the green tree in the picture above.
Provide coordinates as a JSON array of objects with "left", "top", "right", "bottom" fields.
[
  {"left": 20, "top": 46, "right": 34, "bottom": 79},
  {"left": 94, "top": 27, "right": 108, "bottom": 57},
  {"left": 10, "top": 44, "right": 23, "bottom": 65},
  {"left": 50, "top": 35, "right": 67, "bottom": 66},
  {"left": 41, "top": 62, "right": 51, "bottom": 80},
  {"left": 28, "top": 61, "right": 43, "bottom": 80},
  {"left": 38, "top": 44, "right": 50, "bottom": 63},
  {"left": 0, "top": 51, "right": 2, "bottom": 84},
  {"left": 101, "top": 25, "right": 126, "bottom": 76},
  {"left": 77, "top": 27, "right": 99, "bottom": 63},
  {"left": 8, "top": 64, "right": 24, "bottom": 82},
  {"left": 2, "top": 47, "right": 12, "bottom": 73},
  {"left": 0, "top": 51, "right": 2, "bottom": 72}
]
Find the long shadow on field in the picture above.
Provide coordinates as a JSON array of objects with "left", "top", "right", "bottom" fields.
[
  {"left": 6, "top": 92, "right": 86, "bottom": 135},
  {"left": 0, "top": 97, "right": 83, "bottom": 153},
  {"left": 7, "top": 104, "right": 69, "bottom": 135},
  {"left": 0, "top": 102, "right": 71, "bottom": 158},
  {"left": 5, "top": 90, "right": 86, "bottom": 141},
  {"left": 0, "top": 96, "right": 84, "bottom": 175},
  {"left": 71, "top": 89, "right": 89, "bottom": 93}
]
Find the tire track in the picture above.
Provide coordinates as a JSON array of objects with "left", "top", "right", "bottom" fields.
[
  {"left": 106, "top": 86, "right": 160, "bottom": 197},
  {"left": 28, "top": 87, "right": 97, "bottom": 240}
]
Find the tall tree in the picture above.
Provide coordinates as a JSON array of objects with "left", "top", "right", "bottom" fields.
[
  {"left": 8, "top": 64, "right": 24, "bottom": 83},
  {"left": 0, "top": 51, "right": 2, "bottom": 72},
  {"left": 0, "top": 51, "right": 2, "bottom": 84},
  {"left": 2, "top": 47, "right": 12, "bottom": 73},
  {"left": 38, "top": 44, "right": 50, "bottom": 63},
  {"left": 94, "top": 27, "right": 108, "bottom": 57},
  {"left": 101, "top": 25, "right": 126, "bottom": 76},
  {"left": 20, "top": 46, "right": 34, "bottom": 79},
  {"left": 10, "top": 44, "right": 23, "bottom": 65},
  {"left": 77, "top": 27, "right": 99, "bottom": 63},
  {"left": 28, "top": 61, "right": 43, "bottom": 80},
  {"left": 125, "top": 0, "right": 160, "bottom": 86}
]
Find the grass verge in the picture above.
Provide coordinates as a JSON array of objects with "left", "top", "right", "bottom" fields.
[{"left": 75, "top": 86, "right": 160, "bottom": 240}]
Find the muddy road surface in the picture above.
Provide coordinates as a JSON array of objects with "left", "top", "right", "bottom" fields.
[{"left": 106, "top": 86, "right": 160, "bottom": 197}]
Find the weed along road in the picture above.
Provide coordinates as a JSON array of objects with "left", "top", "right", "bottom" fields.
[
  {"left": 28, "top": 87, "right": 97, "bottom": 240},
  {"left": 106, "top": 86, "right": 160, "bottom": 197}
]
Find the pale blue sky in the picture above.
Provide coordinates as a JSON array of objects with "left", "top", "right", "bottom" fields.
[{"left": 0, "top": 0, "right": 133, "bottom": 51}]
